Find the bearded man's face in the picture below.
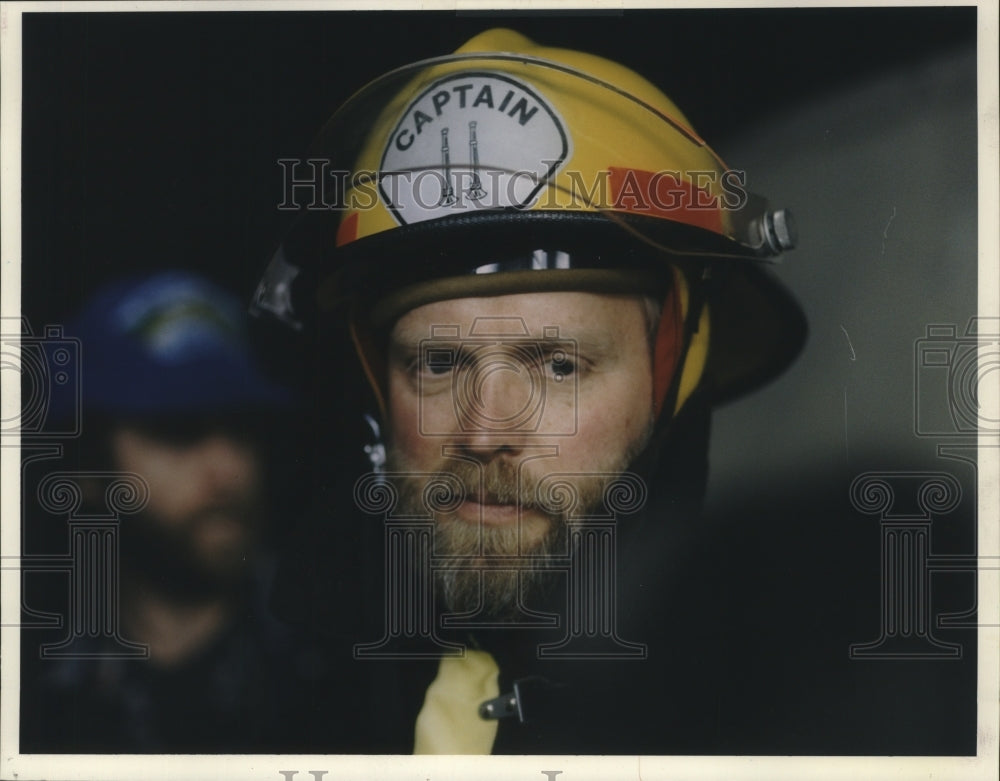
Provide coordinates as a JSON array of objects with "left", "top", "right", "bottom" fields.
[
  {"left": 111, "top": 419, "right": 264, "bottom": 597},
  {"left": 385, "top": 291, "right": 656, "bottom": 618}
]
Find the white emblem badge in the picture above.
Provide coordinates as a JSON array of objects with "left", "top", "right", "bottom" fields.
[{"left": 379, "top": 72, "right": 570, "bottom": 224}]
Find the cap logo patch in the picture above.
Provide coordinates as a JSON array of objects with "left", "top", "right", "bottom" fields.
[
  {"left": 380, "top": 71, "right": 570, "bottom": 224},
  {"left": 116, "top": 279, "right": 243, "bottom": 363}
]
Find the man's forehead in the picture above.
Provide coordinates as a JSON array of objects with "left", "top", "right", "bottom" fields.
[{"left": 389, "top": 290, "right": 644, "bottom": 342}]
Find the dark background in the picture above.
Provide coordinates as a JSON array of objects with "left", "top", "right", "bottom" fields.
[
  {"left": 20, "top": 7, "right": 974, "bottom": 329},
  {"left": 17, "top": 6, "right": 982, "bottom": 757}
]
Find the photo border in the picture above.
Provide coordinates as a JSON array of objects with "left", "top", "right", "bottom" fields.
[{"left": 2, "top": 1, "right": 997, "bottom": 779}]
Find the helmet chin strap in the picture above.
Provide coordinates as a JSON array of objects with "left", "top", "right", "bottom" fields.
[
  {"left": 652, "top": 267, "right": 685, "bottom": 420},
  {"left": 349, "top": 312, "right": 390, "bottom": 429}
]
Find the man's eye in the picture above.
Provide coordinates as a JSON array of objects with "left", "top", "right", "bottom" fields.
[
  {"left": 425, "top": 361, "right": 453, "bottom": 376},
  {"left": 549, "top": 352, "right": 575, "bottom": 378},
  {"left": 416, "top": 349, "right": 456, "bottom": 377}
]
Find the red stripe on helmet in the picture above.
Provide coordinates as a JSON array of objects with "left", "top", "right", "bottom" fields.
[
  {"left": 608, "top": 167, "right": 724, "bottom": 235},
  {"left": 336, "top": 211, "right": 360, "bottom": 247}
]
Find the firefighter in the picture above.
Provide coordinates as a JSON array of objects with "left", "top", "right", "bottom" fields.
[{"left": 257, "top": 28, "right": 806, "bottom": 754}]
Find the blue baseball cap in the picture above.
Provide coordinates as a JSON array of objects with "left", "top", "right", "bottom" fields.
[{"left": 62, "top": 271, "right": 291, "bottom": 417}]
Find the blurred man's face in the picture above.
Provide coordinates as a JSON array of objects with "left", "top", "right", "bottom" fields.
[
  {"left": 111, "top": 420, "right": 263, "bottom": 595},
  {"left": 386, "top": 291, "right": 656, "bottom": 617}
]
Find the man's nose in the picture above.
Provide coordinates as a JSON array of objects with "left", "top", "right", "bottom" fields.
[
  {"left": 456, "top": 360, "right": 537, "bottom": 455},
  {"left": 194, "top": 434, "right": 258, "bottom": 488}
]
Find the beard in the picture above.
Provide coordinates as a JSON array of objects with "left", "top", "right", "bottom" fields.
[
  {"left": 119, "top": 499, "right": 261, "bottom": 602},
  {"left": 385, "top": 431, "right": 651, "bottom": 620}
]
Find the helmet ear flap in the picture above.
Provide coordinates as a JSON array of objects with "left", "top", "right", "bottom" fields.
[{"left": 653, "top": 266, "right": 710, "bottom": 420}]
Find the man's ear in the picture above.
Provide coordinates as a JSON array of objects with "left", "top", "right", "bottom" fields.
[{"left": 350, "top": 312, "right": 389, "bottom": 427}]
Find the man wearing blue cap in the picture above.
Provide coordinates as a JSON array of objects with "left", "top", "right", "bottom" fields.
[{"left": 21, "top": 271, "right": 326, "bottom": 752}]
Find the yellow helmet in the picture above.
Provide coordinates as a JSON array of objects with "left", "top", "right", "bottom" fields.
[{"left": 254, "top": 28, "right": 805, "bottom": 415}]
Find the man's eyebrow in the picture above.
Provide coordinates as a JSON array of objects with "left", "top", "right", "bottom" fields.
[
  {"left": 536, "top": 330, "right": 616, "bottom": 357},
  {"left": 388, "top": 327, "right": 442, "bottom": 353},
  {"left": 389, "top": 325, "right": 618, "bottom": 355}
]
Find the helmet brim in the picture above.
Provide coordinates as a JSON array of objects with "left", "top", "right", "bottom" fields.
[{"left": 314, "top": 208, "right": 806, "bottom": 405}]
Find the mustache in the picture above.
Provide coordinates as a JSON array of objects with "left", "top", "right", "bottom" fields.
[
  {"left": 183, "top": 496, "right": 259, "bottom": 529},
  {"left": 449, "top": 458, "right": 537, "bottom": 506},
  {"left": 388, "top": 456, "right": 548, "bottom": 515},
  {"left": 385, "top": 453, "right": 628, "bottom": 521}
]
